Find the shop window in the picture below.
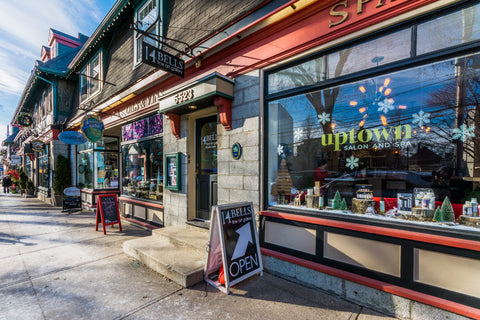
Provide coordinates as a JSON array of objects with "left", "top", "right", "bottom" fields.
[
  {"left": 266, "top": 44, "right": 480, "bottom": 224},
  {"left": 76, "top": 136, "right": 118, "bottom": 190},
  {"left": 417, "top": 4, "right": 480, "bottom": 55},
  {"left": 38, "top": 145, "right": 50, "bottom": 189},
  {"left": 134, "top": 0, "right": 167, "bottom": 65},
  {"left": 122, "top": 138, "right": 163, "bottom": 202},
  {"left": 80, "top": 51, "right": 102, "bottom": 102}
]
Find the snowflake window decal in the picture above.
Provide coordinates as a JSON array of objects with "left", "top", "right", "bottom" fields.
[
  {"left": 317, "top": 112, "right": 330, "bottom": 125},
  {"left": 412, "top": 110, "right": 431, "bottom": 128},
  {"left": 452, "top": 124, "right": 475, "bottom": 142},
  {"left": 377, "top": 98, "right": 395, "bottom": 114},
  {"left": 277, "top": 144, "right": 284, "bottom": 156},
  {"left": 346, "top": 155, "right": 359, "bottom": 170},
  {"left": 294, "top": 128, "right": 304, "bottom": 142}
]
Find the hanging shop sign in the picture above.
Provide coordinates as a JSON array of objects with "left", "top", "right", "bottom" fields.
[
  {"left": 81, "top": 115, "right": 104, "bottom": 143},
  {"left": 10, "top": 155, "right": 22, "bottom": 165},
  {"left": 31, "top": 140, "right": 45, "bottom": 152},
  {"left": 59, "top": 131, "right": 87, "bottom": 145},
  {"left": 16, "top": 113, "right": 33, "bottom": 127},
  {"left": 204, "top": 202, "right": 263, "bottom": 294},
  {"left": 231, "top": 142, "right": 242, "bottom": 160},
  {"left": 142, "top": 42, "right": 184, "bottom": 78}
]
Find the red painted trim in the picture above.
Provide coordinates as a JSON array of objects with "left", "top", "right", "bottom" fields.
[
  {"left": 167, "top": 113, "right": 181, "bottom": 139},
  {"left": 80, "top": 189, "right": 120, "bottom": 195},
  {"left": 214, "top": 96, "right": 232, "bottom": 131},
  {"left": 121, "top": 216, "right": 160, "bottom": 230},
  {"left": 260, "top": 211, "right": 480, "bottom": 251},
  {"left": 262, "top": 248, "right": 480, "bottom": 320},
  {"left": 49, "top": 32, "right": 83, "bottom": 47},
  {"left": 118, "top": 197, "right": 165, "bottom": 210}
]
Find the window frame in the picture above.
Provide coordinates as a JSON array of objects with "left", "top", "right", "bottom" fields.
[
  {"left": 263, "top": 1, "right": 480, "bottom": 212},
  {"left": 133, "top": 0, "right": 167, "bottom": 66},
  {"left": 79, "top": 50, "right": 103, "bottom": 103}
]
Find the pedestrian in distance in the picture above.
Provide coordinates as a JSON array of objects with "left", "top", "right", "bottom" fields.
[{"left": 2, "top": 174, "right": 12, "bottom": 193}]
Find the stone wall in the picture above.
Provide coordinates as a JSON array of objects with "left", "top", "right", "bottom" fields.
[{"left": 217, "top": 70, "right": 261, "bottom": 213}]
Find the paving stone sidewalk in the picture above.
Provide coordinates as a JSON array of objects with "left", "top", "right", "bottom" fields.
[{"left": 0, "top": 193, "right": 396, "bottom": 320}]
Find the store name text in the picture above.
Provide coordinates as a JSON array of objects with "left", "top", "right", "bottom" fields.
[
  {"left": 321, "top": 124, "right": 412, "bottom": 151},
  {"left": 329, "top": 0, "right": 402, "bottom": 28}
]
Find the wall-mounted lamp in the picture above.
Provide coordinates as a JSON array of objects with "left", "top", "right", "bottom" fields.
[{"left": 195, "top": 58, "right": 202, "bottom": 69}]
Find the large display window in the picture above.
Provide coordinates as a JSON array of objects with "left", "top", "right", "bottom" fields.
[
  {"left": 265, "top": 2, "right": 480, "bottom": 228},
  {"left": 122, "top": 138, "right": 163, "bottom": 201},
  {"left": 38, "top": 145, "right": 50, "bottom": 189},
  {"left": 121, "top": 114, "right": 163, "bottom": 202},
  {"left": 76, "top": 137, "right": 119, "bottom": 190}
]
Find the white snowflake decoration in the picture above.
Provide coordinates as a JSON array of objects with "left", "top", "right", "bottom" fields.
[
  {"left": 317, "top": 112, "right": 331, "bottom": 125},
  {"left": 377, "top": 98, "right": 395, "bottom": 114},
  {"left": 277, "top": 144, "right": 284, "bottom": 156},
  {"left": 346, "top": 155, "right": 359, "bottom": 170},
  {"left": 294, "top": 128, "right": 304, "bottom": 142},
  {"left": 452, "top": 124, "right": 475, "bottom": 142},
  {"left": 412, "top": 110, "right": 431, "bottom": 127}
]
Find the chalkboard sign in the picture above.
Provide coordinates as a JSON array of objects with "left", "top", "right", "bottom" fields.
[
  {"left": 96, "top": 194, "right": 122, "bottom": 235},
  {"left": 204, "top": 202, "right": 263, "bottom": 294},
  {"left": 62, "top": 196, "right": 82, "bottom": 212}
]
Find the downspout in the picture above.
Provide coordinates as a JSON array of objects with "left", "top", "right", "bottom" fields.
[{"left": 35, "top": 74, "right": 58, "bottom": 124}]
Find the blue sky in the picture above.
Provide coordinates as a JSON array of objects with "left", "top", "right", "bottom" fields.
[{"left": 0, "top": 0, "right": 117, "bottom": 141}]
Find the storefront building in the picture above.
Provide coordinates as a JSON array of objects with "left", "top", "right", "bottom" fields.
[
  {"left": 9, "top": 29, "right": 87, "bottom": 203},
  {"left": 255, "top": 0, "right": 480, "bottom": 319},
  {"left": 61, "top": 0, "right": 479, "bottom": 318}
]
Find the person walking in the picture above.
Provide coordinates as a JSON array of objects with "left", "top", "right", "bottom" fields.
[{"left": 2, "top": 175, "right": 12, "bottom": 193}]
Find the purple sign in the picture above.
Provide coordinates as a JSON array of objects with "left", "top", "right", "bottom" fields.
[{"left": 122, "top": 114, "right": 163, "bottom": 142}]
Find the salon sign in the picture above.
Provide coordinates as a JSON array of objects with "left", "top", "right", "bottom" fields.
[{"left": 81, "top": 115, "right": 104, "bottom": 143}]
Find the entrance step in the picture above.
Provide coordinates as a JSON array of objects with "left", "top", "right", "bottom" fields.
[{"left": 123, "top": 226, "right": 209, "bottom": 287}]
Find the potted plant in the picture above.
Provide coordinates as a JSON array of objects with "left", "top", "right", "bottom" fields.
[
  {"left": 52, "top": 154, "right": 71, "bottom": 206},
  {"left": 18, "top": 167, "right": 28, "bottom": 195},
  {"left": 26, "top": 180, "right": 35, "bottom": 197}
]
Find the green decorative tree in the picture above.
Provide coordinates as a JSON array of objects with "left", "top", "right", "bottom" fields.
[
  {"left": 333, "top": 190, "right": 341, "bottom": 209},
  {"left": 441, "top": 196, "right": 455, "bottom": 222},
  {"left": 18, "top": 167, "right": 28, "bottom": 191},
  {"left": 433, "top": 206, "right": 443, "bottom": 222},
  {"left": 340, "top": 198, "right": 347, "bottom": 211},
  {"left": 53, "top": 154, "right": 71, "bottom": 195}
]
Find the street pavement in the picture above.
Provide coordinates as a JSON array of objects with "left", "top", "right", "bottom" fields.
[{"left": 0, "top": 192, "right": 397, "bottom": 320}]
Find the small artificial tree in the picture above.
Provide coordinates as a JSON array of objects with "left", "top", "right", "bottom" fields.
[
  {"left": 441, "top": 196, "right": 455, "bottom": 222},
  {"left": 433, "top": 206, "right": 443, "bottom": 222},
  {"left": 340, "top": 198, "right": 347, "bottom": 211},
  {"left": 333, "top": 190, "right": 341, "bottom": 209},
  {"left": 52, "top": 154, "right": 71, "bottom": 195}
]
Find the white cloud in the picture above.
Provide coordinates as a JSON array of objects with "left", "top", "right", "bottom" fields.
[{"left": 0, "top": 0, "right": 115, "bottom": 136}]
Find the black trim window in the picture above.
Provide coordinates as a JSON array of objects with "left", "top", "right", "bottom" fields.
[
  {"left": 265, "top": 2, "right": 480, "bottom": 225},
  {"left": 76, "top": 137, "right": 119, "bottom": 190},
  {"left": 80, "top": 51, "right": 102, "bottom": 102}
]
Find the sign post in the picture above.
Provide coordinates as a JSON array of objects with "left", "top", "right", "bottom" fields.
[
  {"left": 204, "top": 202, "right": 263, "bottom": 294},
  {"left": 96, "top": 194, "right": 122, "bottom": 235}
]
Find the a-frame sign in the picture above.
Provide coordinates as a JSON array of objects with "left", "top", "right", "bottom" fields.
[{"left": 204, "top": 202, "right": 263, "bottom": 294}]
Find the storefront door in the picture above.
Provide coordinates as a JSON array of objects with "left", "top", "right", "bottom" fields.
[{"left": 195, "top": 115, "right": 218, "bottom": 220}]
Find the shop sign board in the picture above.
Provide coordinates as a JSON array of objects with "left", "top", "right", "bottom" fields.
[
  {"left": 10, "top": 155, "right": 22, "bottom": 165},
  {"left": 81, "top": 115, "right": 104, "bottom": 143},
  {"left": 31, "top": 140, "right": 45, "bottom": 152},
  {"left": 204, "top": 202, "right": 263, "bottom": 294},
  {"left": 59, "top": 131, "right": 87, "bottom": 145},
  {"left": 95, "top": 194, "right": 122, "bottom": 235},
  {"left": 142, "top": 42, "right": 184, "bottom": 78},
  {"left": 164, "top": 153, "right": 181, "bottom": 191}
]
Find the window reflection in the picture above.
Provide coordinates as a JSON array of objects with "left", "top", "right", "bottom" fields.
[
  {"left": 122, "top": 138, "right": 163, "bottom": 201},
  {"left": 268, "top": 51, "right": 480, "bottom": 207}
]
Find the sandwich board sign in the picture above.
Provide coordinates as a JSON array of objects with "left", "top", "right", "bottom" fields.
[{"left": 204, "top": 202, "right": 263, "bottom": 294}]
